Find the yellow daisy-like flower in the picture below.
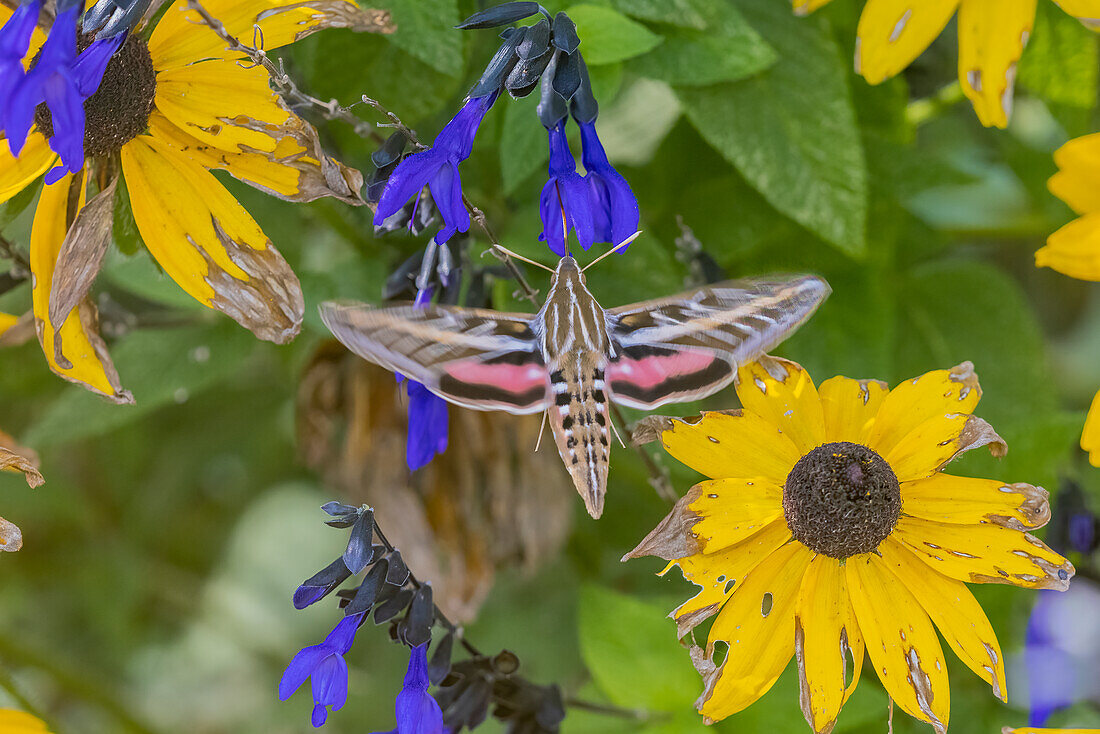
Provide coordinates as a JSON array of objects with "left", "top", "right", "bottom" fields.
[
  {"left": 0, "top": 709, "right": 51, "bottom": 732},
  {"left": 792, "top": 0, "right": 1100, "bottom": 128},
  {"left": 626, "top": 357, "right": 1075, "bottom": 733},
  {"left": 0, "top": 0, "right": 393, "bottom": 402},
  {"left": 1037, "top": 133, "right": 1100, "bottom": 465}
]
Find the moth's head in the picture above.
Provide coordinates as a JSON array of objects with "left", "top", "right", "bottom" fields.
[{"left": 555, "top": 255, "right": 584, "bottom": 285}]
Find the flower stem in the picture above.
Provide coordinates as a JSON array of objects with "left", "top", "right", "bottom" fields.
[{"left": 906, "top": 81, "right": 965, "bottom": 128}]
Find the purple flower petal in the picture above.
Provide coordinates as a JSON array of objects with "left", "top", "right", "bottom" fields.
[{"left": 279, "top": 643, "right": 331, "bottom": 700}]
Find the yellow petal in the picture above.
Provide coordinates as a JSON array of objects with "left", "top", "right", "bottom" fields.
[
  {"left": 148, "top": 0, "right": 393, "bottom": 71},
  {"left": 879, "top": 538, "right": 1006, "bottom": 700},
  {"left": 893, "top": 515, "right": 1074, "bottom": 590},
  {"left": 856, "top": 0, "right": 960, "bottom": 84},
  {"left": 155, "top": 60, "right": 294, "bottom": 155},
  {"left": 735, "top": 357, "right": 826, "bottom": 455},
  {"left": 120, "top": 135, "right": 303, "bottom": 343},
  {"left": 1049, "top": 133, "right": 1100, "bottom": 215},
  {"left": 30, "top": 174, "right": 132, "bottom": 403},
  {"left": 867, "top": 362, "right": 983, "bottom": 474},
  {"left": 795, "top": 554, "right": 865, "bottom": 734},
  {"left": 1050, "top": 1, "right": 1100, "bottom": 28},
  {"left": 690, "top": 478, "right": 784, "bottom": 554},
  {"left": 147, "top": 110, "right": 364, "bottom": 205},
  {"left": 1038, "top": 212, "right": 1100, "bottom": 281},
  {"left": 658, "top": 410, "right": 802, "bottom": 483},
  {"left": 886, "top": 412, "right": 1005, "bottom": 482},
  {"left": 0, "top": 709, "right": 51, "bottom": 732},
  {"left": 1082, "top": 390, "right": 1100, "bottom": 467},
  {"left": 698, "top": 540, "right": 812, "bottom": 723},
  {"left": 793, "top": 0, "right": 834, "bottom": 16},
  {"left": 0, "top": 132, "right": 55, "bottom": 204},
  {"left": 0, "top": 312, "right": 16, "bottom": 338},
  {"left": 819, "top": 375, "right": 889, "bottom": 444},
  {"left": 956, "top": 0, "right": 1037, "bottom": 128},
  {"left": 847, "top": 552, "right": 951, "bottom": 734},
  {"left": 664, "top": 518, "right": 793, "bottom": 639},
  {"left": 902, "top": 473, "right": 1050, "bottom": 530}
]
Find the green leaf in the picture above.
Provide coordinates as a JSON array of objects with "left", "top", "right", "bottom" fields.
[
  {"left": 375, "top": 0, "right": 463, "bottom": 77},
  {"left": 1019, "top": 1, "right": 1099, "bottom": 109},
  {"left": 567, "top": 5, "right": 663, "bottom": 65},
  {"left": 111, "top": 175, "right": 142, "bottom": 257},
  {"left": 25, "top": 321, "right": 258, "bottom": 447},
  {"left": 595, "top": 78, "right": 681, "bottom": 166},
  {"left": 632, "top": 3, "right": 777, "bottom": 87},
  {"left": 500, "top": 93, "right": 549, "bottom": 194},
  {"left": 676, "top": 0, "right": 867, "bottom": 257},
  {"left": 0, "top": 180, "right": 38, "bottom": 230},
  {"left": 578, "top": 584, "right": 699, "bottom": 712},
  {"left": 610, "top": 0, "right": 708, "bottom": 30}
]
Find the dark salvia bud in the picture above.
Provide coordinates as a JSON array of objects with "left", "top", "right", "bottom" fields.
[
  {"left": 517, "top": 18, "right": 550, "bottom": 58},
  {"left": 371, "top": 132, "right": 407, "bottom": 169},
  {"left": 343, "top": 508, "right": 376, "bottom": 573},
  {"left": 470, "top": 27, "right": 525, "bottom": 99},
  {"left": 535, "top": 685, "right": 566, "bottom": 729},
  {"left": 456, "top": 1, "right": 541, "bottom": 29},
  {"left": 537, "top": 52, "right": 567, "bottom": 128},
  {"left": 385, "top": 550, "right": 411, "bottom": 585},
  {"left": 321, "top": 501, "right": 359, "bottom": 517},
  {"left": 550, "top": 12, "right": 580, "bottom": 53},
  {"left": 346, "top": 559, "right": 388, "bottom": 615},
  {"left": 373, "top": 587, "right": 414, "bottom": 623},
  {"left": 293, "top": 557, "right": 352, "bottom": 609},
  {"left": 491, "top": 650, "right": 520, "bottom": 675},
  {"left": 447, "top": 675, "right": 493, "bottom": 729},
  {"left": 403, "top": 584, "right": 435, "bottom": 646},
  {"left": 551, "top": 51, "right": 581, "bottom": 101},
  {"left": 506, "top": 48, "right": 554, "bottom": 96},
  {"left": 428, "top": 632, "right": 455, "bottom": 685},
  {"left": 84, "top": 0, "right": 154, "bottom": 38},
  {"left": 568, "top": 53, "right": 598, "bottom": 124},
  {"left": 383, "top": 251, "right": 424, "bottom": 300}
]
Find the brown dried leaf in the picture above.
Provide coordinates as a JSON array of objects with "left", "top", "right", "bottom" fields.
[
  {"left": 621, "top": 484, "right": 703, "bottom": 561},
  {"left": 258, "top": 2, "right": 396, "bottom": 38},
  {"left": 297, "top": 344, "right": 573, "bottom": 622},
  {"left": 0, "top": 516, "right": 23, "bottom": 551},
  {"left": 1, "top": 444, "right": 44, "bottom": 489}
]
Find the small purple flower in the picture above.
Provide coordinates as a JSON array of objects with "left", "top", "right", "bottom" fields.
[
  {"left": 400, "top": 287, "right": 449, "bottom": 472},
  {"left": 373, "top": 644, "right": 446, "bottom": 734},
  {"left": 0, "top": 0, "right": 42, "bottom": 132},
  {"left": 539, "top": 121, "right": 596, "bottom": 256},
  {"left": 375, "top": 93, "right": 498, "bottom": 244},
  {"left": 578, "top": 120, "right": 639, "bottom": 249},
  {"left": 279, "top": 613, "right": 363, "bottom": 727}
]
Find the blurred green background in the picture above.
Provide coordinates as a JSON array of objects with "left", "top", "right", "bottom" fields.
[{"left": 2, "top": 0, "right": 1100, "bottom": 732}]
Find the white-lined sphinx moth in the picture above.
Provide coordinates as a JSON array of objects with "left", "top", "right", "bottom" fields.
[{"left": 321, "top": 257, "right": 829, "bottom": 518}]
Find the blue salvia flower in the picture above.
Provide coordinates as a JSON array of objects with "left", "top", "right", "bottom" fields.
[
  {"left": 0, "top": 0, "right": 42, "bottom": 133},
  {"left": 279, "top": 612, "right": 363, "bottom": 727},
  {"left": 375, "top": 92, "right": 498, "bottom": 244},
  {"left": 578, "top": 119, "right": 638, "bottom": 249},
  {"left": 400, "top": 287, "right": 448, "bottom": 472},
  {"left": 539, "top": 120, "right": 595, "bottom": 256},
  {"left": 372, "top": 643, "right": 447, "bottom": 734}
]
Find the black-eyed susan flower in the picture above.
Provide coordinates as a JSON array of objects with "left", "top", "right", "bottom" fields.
[
  {"left": 791, "top": 0, "right": 1100, "bottom": 128},
  {"left": 0, "top": 0, "right": 392, "bottom": 402},
  {"left": 626, "top": 357, "right": 1074, "bottom": 733},
  {"left": 1037, "top": 133, "right": 1100, "bottom": 466}
]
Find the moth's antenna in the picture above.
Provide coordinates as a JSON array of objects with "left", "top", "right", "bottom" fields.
[
  {"left": 534, "top": 409, "right": 549, "bottom": 452},
  {"left": 489, "top": 244, "right": 555, "bottom": 274},
  {"left": 581, "top": 231, "right": 642, "bottom": 272}
]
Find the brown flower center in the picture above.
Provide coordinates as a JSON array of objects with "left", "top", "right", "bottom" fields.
[
  {"left": 34, "top": 33, "right": 156, "bottom": 158},
  {"left": 783, "top": 441, "right": 901, "bottom": 559}
]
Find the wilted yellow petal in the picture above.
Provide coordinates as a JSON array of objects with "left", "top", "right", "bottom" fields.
[
  {"left": 662, "top": 519, "right": 792, "bottom": 639},
  {"left": 793, "top": 0, "right": 834, "bottom": 16},
  {"left": 1037, "top": 212, "right": 1100, "bottom": 281},
  {"left": 893, "top": 515, "right": 1074, "bottom": 590},
  {"left": 0, "top": 132, "right": 55, "bottom": 204},
  {"left": 698, "top": 541, "right": 812, "bottom": 723},
  {"left": 847, "top": 552, "right": 951, "bottom": 734},
  {"left": 956, "top": 0, "right": 1036, "bottom": 128},
  {"left": 29, "top": 175, "right": 132, "bottom": 403},
  {"left": 1082, "top": 390, "right": 1100, "bottom": 466},
  {"left": 819, "top": 375, "right": 889, "bottom": 444},
  {"left": 856, "top": 0, "right": 959, "bottom": 84},
  {"left": 879, "top": 538, "right": 1006, "bottom": 700},
  {"left": 148, "top": 0, "right": 393, "bottom": 71},
  {"left": 1050, "top": 0, "right": 1100, "bottom": 28},
  {"left": 795, "top": 554, "right": 864, "bottom": 734},
  {"left": 902, "top": 473, "right": 1050, "bottom": 530},
  {"left": 1049, "top": 133, "right": 1100, "bottom": 215},
  {"left": 736, "top": 358, "right": 825, "bottom": 454},
  {"left": 120, "top": 134, "right": 304, "bottom": 343},
  {"left": 658, "top": 410, "right": 801, "bottom": 483}
]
